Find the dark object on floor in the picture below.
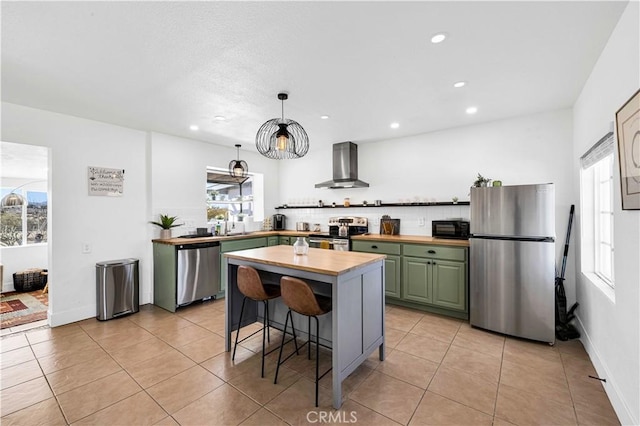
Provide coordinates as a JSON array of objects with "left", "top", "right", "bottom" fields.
[
  {"left": 13, "top": 268, "right": 48, "bottom": 292},
  {"left": 555, "top": 205, "right": 580, "bottom": 341}
]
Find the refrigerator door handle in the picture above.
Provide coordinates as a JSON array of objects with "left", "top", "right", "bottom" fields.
[{"left": 470, "top": 234, "right": 554, "bottom": 243}]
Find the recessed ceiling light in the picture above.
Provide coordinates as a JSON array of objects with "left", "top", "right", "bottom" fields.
[
  {"left": 214, "top": 116, "right": 226, "bottom": 121},
  {"left": 320, "top": 115, "right": 330, "bottom": 120},
  {"left": 390, "top": 122, "right": 400, "bottom": 129},
  {"left": 453, "top": 81, "right": 466, "bottom": 88},
  {"left": 431, "top": 33, "right": 447, "bottom": 44},
  {"left": 189, "top": 125, "right": 199, "bottom": 131},
  {"left": 466, "top": 106, "right": 478, "bottom": 115}
]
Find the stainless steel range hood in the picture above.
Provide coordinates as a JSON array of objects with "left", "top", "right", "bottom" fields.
[{"left": 315, "top": 142, "right": 370, "bottom": 189}]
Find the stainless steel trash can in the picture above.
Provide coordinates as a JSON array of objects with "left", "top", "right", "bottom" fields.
[{"left": 96, "top": 258, "right": 139, "bottom": 321}]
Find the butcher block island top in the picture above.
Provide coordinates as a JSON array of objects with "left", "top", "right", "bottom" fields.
[{"left": 223, "top": 245, "right": 386, "bottom": 276}]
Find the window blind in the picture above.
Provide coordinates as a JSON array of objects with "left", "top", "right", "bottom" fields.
[{"left": 581, "top": 131, "right": 614, "bottom": 169}]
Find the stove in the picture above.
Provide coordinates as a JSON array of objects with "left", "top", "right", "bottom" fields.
[{"left": 308, "top": 217, "right": 369, "bottom": 251}]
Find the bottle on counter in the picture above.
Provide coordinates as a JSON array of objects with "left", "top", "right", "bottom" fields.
[
  {"left": 293, "top": 236, "right": 309, "bottom": 256},
  {"left": 318, "top": 200, "right": 324, "bottom": 207},
  {"left": 343, "top": 197, "right": 350, "bottom": 207}
]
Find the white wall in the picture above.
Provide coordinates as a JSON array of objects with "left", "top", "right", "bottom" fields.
[
  {"left": 149, "top": 132, "right": 280, "bottom": 237},
  {"left": 572, "top": 2, "right": 640, "bottom": 424},
  {"left": 280, "top": 109, "right": 576, "bottom": 300},
  {"left": 1, "top": 103, "right": 150, "bottom": 326}
]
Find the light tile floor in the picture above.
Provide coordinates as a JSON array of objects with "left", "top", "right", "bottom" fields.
[{"left": 0, "top": 300, "right": 620, "bottom": 425}]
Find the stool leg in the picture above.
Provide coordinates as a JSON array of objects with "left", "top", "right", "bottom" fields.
[
  {"left": 274, "top": 309, "right": 292, "bottom": 385},
  {"left": 265, "top": 299, "right": 271, "bottom": 344},
  {"left": 314, "top": 315, "right": 320, "bottom": 407},
  {"left": 261, "top": 300, "right": 268, "bottom": 378},
  {"left": 308, "top": 316, "right": 312, "bottom": 360},
  {"left": 232, "top": 296, "right": 248, "bottom": 361}
]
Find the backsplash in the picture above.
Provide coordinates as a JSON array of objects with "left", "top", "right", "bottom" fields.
[{"left": 276, "top": 205, "right": 470, "bottom": 235}]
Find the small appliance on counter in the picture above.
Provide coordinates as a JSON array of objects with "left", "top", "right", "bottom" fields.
[
  {"left": 273, "top": 214, "right": 286, "bottom": 230},
  {"left": 226, "top": 221, "right": 245, "bottom": 236},
  {"left": 432, "top": 220, "right": 470, "bottom": 239},
  {"left": 296, "top": 222, "right": 310, "bottom": 231},
  {"left": 380, "top": 215, "right": 400, "bottom": 235}
]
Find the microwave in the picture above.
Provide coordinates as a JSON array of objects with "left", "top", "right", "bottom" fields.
[{"left": 432, "top": 220, "right": 470, "bottom": 239}]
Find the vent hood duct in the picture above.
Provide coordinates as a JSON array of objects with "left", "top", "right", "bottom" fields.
[{"left": 315, "top": 142, "right": 370, "bottom": 189}]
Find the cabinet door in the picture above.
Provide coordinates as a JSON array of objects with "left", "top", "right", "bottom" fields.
[
  {"left": 279, "top": 236, "right": 290, "bottom": 245},
  {"left": 385, "top": 255, "right": 401, "bottom": 298},
  {"left": 267, "top": 236, "right": 279, "bottom": 246},
  {"left": 432, "top": 260, "right": 467, "bottom": 311},
  {"left": 402, "top": 256, "right": 432, "bottom": 303}
]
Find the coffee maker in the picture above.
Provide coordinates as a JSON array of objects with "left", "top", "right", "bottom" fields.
[{"left": 273, "top": 214, "right": 286, "bottom": 230}]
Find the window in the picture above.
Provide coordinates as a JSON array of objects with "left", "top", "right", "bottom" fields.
[
  {"left": 580, "top": 132, "right": 615, "bottom": 290},
  {"left": 0, "top": 189, "right": 48, "bottom": 246},
  {"left": 205, "top": 168, "right": 264, "bottom": 223},
  {"left": 593, "top": 155, "right": 614, "bottom": 284}
]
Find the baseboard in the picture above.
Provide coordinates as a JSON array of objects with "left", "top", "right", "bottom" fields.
[
  {"left": 48, "top": 304, "right": 96, "bottom": 327},
  {"left": 574, "top": 315, "right": 637, "bottom": 425}
]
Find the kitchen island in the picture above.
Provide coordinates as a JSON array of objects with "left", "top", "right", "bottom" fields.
[{"left": 223, "top": 245, "right": 386, "bottom": 409}]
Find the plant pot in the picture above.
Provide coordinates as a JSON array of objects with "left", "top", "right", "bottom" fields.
[{"left": 160, "top": 229, "right": 172, "bottom": 239}]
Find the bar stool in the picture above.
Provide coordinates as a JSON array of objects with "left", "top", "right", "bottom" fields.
[
  {"left": 232, "top": 265, "right": 281, "bottom": 378},
  {"left": 274, "top": 276, "right": 332, "bottom": 407}
]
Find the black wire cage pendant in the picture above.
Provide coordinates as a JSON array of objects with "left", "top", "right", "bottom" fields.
[
  {"left": 229, "top": 144, "right": 249, "bottom": 180},
  {"left": 255, "top": 93, "right": 309, "bottom": 159}
]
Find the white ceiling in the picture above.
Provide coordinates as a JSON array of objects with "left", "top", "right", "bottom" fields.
[{"left": 1, "top": 1, "right": 628, "bottom": 153}]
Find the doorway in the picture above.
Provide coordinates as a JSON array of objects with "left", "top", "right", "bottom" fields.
[{"left": 0, "top": 141, "right": 50, "bottom": 332}]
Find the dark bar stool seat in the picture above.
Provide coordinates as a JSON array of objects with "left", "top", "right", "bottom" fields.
[
  {"left": 232, "top": 265, "right": 281, "bottom": 378},
  {"left": 274, "top": 276, "right": 332, "bottom": 407}
]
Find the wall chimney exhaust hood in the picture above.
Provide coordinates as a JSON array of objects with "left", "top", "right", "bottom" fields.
[{"left": 315, "top": 142, "right": 370, "bottom": 189}]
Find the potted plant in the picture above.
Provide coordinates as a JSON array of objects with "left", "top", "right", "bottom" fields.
[
  {"left": 473, "top": 173, "right": 491, "bottom": 187},
  {"left": 149, "top": 214, "right": 182, "bottom": 239}
]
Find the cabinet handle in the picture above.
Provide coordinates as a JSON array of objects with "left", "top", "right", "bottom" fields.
[
  {"left": 427, "top": 261, "right": 431, "bottom": 264},
  {"left": 433, "top": 261, "right": 437, "bottom": 265},
  {"left": 371, "top": 245, "right": 378, "bottom": 249},
  {"left": 428, "top": 250, "right": 436, "bottom": 254}
]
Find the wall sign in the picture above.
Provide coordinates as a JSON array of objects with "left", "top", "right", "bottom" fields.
[{"left": 88, "top": 166, "right": 124, "bottom": 197}]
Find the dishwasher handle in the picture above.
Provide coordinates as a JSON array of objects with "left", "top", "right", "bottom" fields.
[{"left": 177, "top": 241, "right": 220, "bottom": 250}]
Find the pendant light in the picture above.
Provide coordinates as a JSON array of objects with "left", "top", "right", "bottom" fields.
[
  {"left": 228, "top": 144, "right": 248, "bottom": 180},
  {"left": 255, "top": 92, "right": 309, "bottom": 159}
]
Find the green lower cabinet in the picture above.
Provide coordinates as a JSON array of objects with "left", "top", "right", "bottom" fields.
[
  {"left": 279, "top": 236, "right": 291, "bottom": 245},
  {"left": 402, "top": 257, "right": 432, "bottom": 304},
  {"left": 384, "top": 255, "right": 401, "bottom": 298},
  {"left": 220, "top": 237, "right": 267, "bottom": 294},
  {"left": 267, "top": 236, "right": 279, "bottom": 246},
  {"left": 432, "top": 260, "right": 467, "bottom": 311}
]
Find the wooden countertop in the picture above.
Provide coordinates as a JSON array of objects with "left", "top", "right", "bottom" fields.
[
  {"left": 153, "top": 231, "right": 469, "bottom": 248},
  {"left": 351, "top": 234, "right": 470, "bottom": 247},
  {"left": 224, "top": 245, "right": 386, "bottom": 276},
  {"left": 152, "top": 230, "right": 310, "bottom": 245}
]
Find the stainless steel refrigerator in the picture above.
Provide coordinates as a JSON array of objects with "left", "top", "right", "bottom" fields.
[{"left": 470, "top": 183, "right": 556, "bottom": 343}]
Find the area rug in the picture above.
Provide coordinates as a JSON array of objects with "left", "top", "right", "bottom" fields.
[{"left": 0, "top": 290, "right": 48, "bottom": 329}]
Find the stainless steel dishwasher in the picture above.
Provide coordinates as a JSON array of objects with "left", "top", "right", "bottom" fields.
[{"left": 176, "top": 241, "right": 220, "bottom": 306}]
